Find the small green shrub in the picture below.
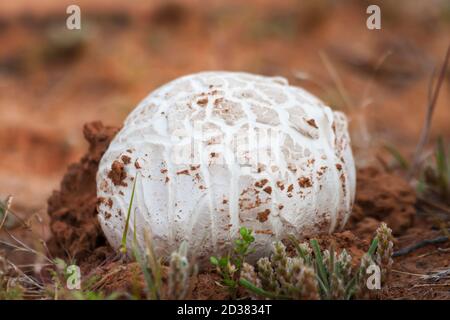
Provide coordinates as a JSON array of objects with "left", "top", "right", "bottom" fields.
[{"left": 210, "top": 227, "right": 255, "bottom": 297}]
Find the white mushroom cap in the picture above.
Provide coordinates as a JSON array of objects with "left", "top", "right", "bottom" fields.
[{"left": 97, "top": 71, "right": 356, "bottom": 266}]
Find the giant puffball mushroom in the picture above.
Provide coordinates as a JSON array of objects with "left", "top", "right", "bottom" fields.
[{"left": 97, "top": 71, "right": 356, "bottom": 266}]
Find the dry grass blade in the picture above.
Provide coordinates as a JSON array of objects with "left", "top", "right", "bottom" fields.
[
  {"left": 409, "top": 45, "right": 450, "bottom": 179},
  {"left": 0, "top": 229, "right": 53, "bottom": 264},
  {"left": 0, "top": 196, "right": 13, "bottom": 231},
  {"left": 360, "top": 50, "right": 393, "bottom": 104},
  {"left": 319, "top": 51, "right": 354, "bottom": 110},
  {"left": 0, "top": 197, "right": 31, "bottom": 231}
]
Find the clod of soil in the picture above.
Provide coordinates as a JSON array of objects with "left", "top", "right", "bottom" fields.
[
  {"left": 107, "top": 160, "right": 128, "bottom": 187},
  {"left": 47, "top": 121, "right": 119, "bottom": 263},
  {"left": 350, "top": 166, "right": 416, "bottom": 236}
]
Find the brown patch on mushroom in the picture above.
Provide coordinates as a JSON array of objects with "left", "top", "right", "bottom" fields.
[
  {"left": 340, "top": 173, "right": 346, "bottom": 197},
  {"left": 135, "top": 160, "right": 141, "bottom": 169},
  {"left": 287, "top": 184, "right": 294, "bottom": 193},
  {"left": 255, "top": 230, "right": 273, "bottom": 235},
  {"left": 317, "top": 166, "right": 328, "bottom": 176},
  {"left": 257, "top": 164, "right": 266, "bottom": 173},
  {"left": 108, "top": 160, "right": 127, "bottom": 187},
  {"left": 298, "top": 177, "right": 312, "bottom": 188},
  {"left": 306, "top": 118, "right": 318, "bottom": 128},
  {"left": 177, "top": 169, "right": 190, "bottom": 175},
  {"left": 255, "top": 179, "right": 269, "bottom": 188},
  {"left": 336, "top": 163, "right": 343, "bottom": 171},
  {"left": 276, "top": 181, "right": 285, "bottom": 190},
  {"left": 197, "top": 97, "right": 208, "bottom": 106},
  {"left": 121, "top": 155, "right": 131, "bottom": 165},
  {"left": 263, "top": 186, "right": 272, "bottom": 195},
  {"left": 214, "top": 97, "right": 223, "bottom": 107},
  {"left": 257, "top": 209, "right": 270, "bottom": 222}
]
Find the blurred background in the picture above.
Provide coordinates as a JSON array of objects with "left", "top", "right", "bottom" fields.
[{"left": 0, "top": 0, "right": 448, "bottom": 221}]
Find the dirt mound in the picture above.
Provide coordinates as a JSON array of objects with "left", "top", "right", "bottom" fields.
[
  {"left": 47, "top": 121, "right": 119, "bottom": 264},
  {"left": 349, "top": 167, "right": 416, "bottom": 237}
]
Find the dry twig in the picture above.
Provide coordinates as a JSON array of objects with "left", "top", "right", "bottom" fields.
[
  {"left": 409, "top": 45, "right": 450, "bottom": 179},
  {"left": 393, "top": 235, "right": 449, "bottom": 257}
]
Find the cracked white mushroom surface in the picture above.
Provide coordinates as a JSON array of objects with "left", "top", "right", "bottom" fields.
[{"left": 97, "top": 71, "right": 356, "bottom": 265}]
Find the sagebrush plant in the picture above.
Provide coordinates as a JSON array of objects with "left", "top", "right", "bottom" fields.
[
  {"left": 133, "top": 233, "right": 196, "bottom": 300},
  {"left": 374, "top": 223, "right": 394, "bottom": 282},
  {"left": 240, "top": 241, "right": 319, "bottom": 300},
  {"left": 237, "top": 224, "right": 394, "bottom": 300},
  {"left": 132, "top": 232, "right": 162, "bottom": 300},
  {"left": 167, "top": 241, "right": 197, "bottom": 300},
  {"left": 210, "top": 227, "right": 255, "bottom": 297}
]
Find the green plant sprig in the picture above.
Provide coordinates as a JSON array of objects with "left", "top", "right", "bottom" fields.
[{"left": 210, "top": 226, "right": 255, "bottom": 297}]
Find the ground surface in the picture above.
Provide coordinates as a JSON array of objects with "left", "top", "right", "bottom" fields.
[{"left": 0, "top": 0, "right": 449, "bottom": 299}]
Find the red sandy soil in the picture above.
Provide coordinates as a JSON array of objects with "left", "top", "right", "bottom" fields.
[{"left": 0, "top": 0, "right": 449, "bottom": 299}]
